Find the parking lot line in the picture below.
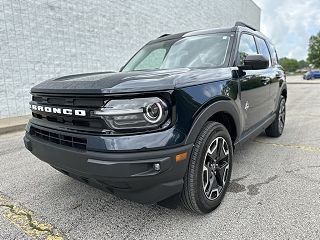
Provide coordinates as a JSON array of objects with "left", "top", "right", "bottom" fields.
[
  {"left": 254, "top": 140, "right": 320, "bottom": 153},
  {"left": 0, "top": 193, "right": 65, "bottom": 240}
]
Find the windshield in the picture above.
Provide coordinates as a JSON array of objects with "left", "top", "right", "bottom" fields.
[{"left": 122, "top": 33, "right": 231, "bottom": 72}]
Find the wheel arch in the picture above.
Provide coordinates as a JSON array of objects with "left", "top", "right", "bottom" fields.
[
  {"left": 184, "top": 100, "right": 241, "bottom": 145},
  {"left": 281, "top": 87, "right": 287, "bottom": 100}
]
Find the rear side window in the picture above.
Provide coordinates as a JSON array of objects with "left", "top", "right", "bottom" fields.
[
  {"left": 238, "top": 34, "right": 258, "bottom": 65},
  {"left": 268, "top": 43, "right": 278, "bottom": 66},
  {"left": 255, "top": 37, "right": 271, "bottom": 67}
]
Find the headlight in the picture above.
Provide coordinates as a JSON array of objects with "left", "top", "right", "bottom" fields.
[{"left": 93, "top": 97, "right": 170, "bottom": 131}]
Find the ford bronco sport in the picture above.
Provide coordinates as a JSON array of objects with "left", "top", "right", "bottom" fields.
[{"left": 24, "top": 22, "right": 287, "bottom": 214}]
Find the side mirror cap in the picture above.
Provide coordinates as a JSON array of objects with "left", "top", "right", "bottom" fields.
[{"left": 239, "top": 54, "right": 269, "bottom": 70}]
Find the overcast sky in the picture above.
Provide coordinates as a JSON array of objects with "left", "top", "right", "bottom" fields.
[{"left": 253, "top": 0, "right": 320, "bottom": 60}]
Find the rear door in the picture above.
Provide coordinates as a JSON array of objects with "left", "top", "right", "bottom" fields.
[
  {"left": 255, "top": 36, "right": 275, "bottom": 114},
  {"left": 237, "top": 33, "right": 271, "bottom": 131},
  {"left": 267, "top": 42, "right": 283, "bottom": 113}
]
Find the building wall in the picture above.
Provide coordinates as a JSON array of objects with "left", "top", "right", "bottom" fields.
[{"left": 0, "top": 0, "right": 260, "bottom": 118}]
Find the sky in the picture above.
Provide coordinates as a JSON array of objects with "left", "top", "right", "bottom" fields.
[{"left": 253, "top": 0, "right": 320, "bottom": 60}]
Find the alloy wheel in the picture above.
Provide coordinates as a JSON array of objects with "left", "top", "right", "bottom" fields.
[
  {"left": 278, "top": 99, "right": 286, "bottom": 133},
  {"left": 202, "top": 137, "right": 230, "bottom": 200}
]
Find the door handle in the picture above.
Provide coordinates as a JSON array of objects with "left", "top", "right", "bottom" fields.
[
  {"left": 275, "top": 73, "right": 281, "bottom": 79},
  {"left": 261, "top": 79, "right": 270, "bottom": 85}
]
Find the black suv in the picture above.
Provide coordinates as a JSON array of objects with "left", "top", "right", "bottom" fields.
[{"left": 24, "top": 22, "right": 286, "bottom": 214}]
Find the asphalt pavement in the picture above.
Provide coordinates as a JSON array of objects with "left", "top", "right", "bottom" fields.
[{"left": 0, "top": 79, "right": 320, "bottom": 240}]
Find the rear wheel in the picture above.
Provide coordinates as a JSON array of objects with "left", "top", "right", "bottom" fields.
[
  {"left": 181, "top": 122, "right": 233, "bottom": 214},
  {"left": 265, "top": 95, "right": 286, "bottom": 137}
]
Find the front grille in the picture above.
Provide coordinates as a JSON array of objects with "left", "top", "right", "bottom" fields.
[
  {"left": 30, "top": 126, "right": 87, "bottom": 150},
  {"left": 32, "top": 94, "right": 106, "bottom": 107},
  {"left": 31, "top": 112, "right": 106, "bottom": 131},
  {"left": 31, "top": 93, "right": 109, "bottom": 133}
]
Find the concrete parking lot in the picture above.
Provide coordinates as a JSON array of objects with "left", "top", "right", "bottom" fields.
[{"left": 1, "top": 77, "right": 320, "bottom": 240}]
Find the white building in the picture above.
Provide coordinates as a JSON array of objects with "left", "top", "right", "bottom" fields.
[{"left": 0, "top": 0, "right": 260, "bottom": 118}]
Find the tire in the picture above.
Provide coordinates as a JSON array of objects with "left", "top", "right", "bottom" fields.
[
  {"left": 265, "top": 95, "right": 286, "bottom": 137},
  {"left": 181, "top": 122, "right": 233, "bottom": 214}
]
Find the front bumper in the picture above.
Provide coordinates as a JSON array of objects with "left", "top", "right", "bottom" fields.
[{"left": 24, "top": 128, "right": 193, "bottom": 204}]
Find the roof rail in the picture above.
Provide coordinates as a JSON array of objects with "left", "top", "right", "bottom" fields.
[
  {"left": 235, "top": 21, "right": 257, "bottom": 31},
  {"left": 158, "top": 34, "right": 171, "bottom": 38}
]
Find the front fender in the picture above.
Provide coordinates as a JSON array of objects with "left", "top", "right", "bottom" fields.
[{"left": 184, "top": 100, "right": 241, "bottom": 145}]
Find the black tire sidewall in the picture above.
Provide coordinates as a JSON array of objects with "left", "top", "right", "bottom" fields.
[
  {"left": 277, "top": 95, "right": 286, "bottom": 134},
  {"left": 265, "top": 95, "right": 286, "bottom": 137},
  {"left": 189, "top": 122, "right": 233, "bottom": 213}
]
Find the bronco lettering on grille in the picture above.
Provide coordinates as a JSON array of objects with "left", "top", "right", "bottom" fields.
[{"left": 30, "top": 104, "right": 86, "bottom": 117}]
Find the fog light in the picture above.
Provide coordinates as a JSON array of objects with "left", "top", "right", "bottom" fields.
[{"left": 153, "top": 163, "right": 161, "bottom": 171}]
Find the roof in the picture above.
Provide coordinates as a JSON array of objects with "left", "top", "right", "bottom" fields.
[{"left": 148, "top": 22, "right": 271, "bottom": 44}]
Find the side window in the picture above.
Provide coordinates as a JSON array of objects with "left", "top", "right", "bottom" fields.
[
  {"left": 135, "top": 48, "right": 166, "bottom": 70},
  {"left": 268, "top": 43, "right": 278, "bottom": 66},
  {"left": 238, "top": 34, "right": 258, "bottom": 65},
  {"left": 255, "top": 37, "right": 271, "bottom": 67}
]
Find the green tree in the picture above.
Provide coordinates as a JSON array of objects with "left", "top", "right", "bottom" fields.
[
  {"left": 307, "top": 32, "right": 320, "bottom": 68},
  {"left": 298, "top": 60, "right": 309, "bottom": 69},
  {"left": 279, "top": 57, "right": 299, "bottom": 72}
]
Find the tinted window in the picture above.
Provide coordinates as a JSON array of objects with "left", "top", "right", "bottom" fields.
[
  {"left": 268, "top": 43, "right": 278, "bottom": 65},
  {"left": 255, "top": 37, "right": 271, "bottom": 67},
  {"left": 238, "top": 34, "right": 258, "bottom": 65}
]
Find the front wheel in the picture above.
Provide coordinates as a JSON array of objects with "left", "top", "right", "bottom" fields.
[
  {"left": 181, "top": 122, "right": 233, "bottom": 214},
  {"left": 265, "top": 95, "right": 286, "bottom": 137}
]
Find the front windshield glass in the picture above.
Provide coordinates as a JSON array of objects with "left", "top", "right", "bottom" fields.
[{"left": 122, "top": 33, "right": 231, "bottom": 72}]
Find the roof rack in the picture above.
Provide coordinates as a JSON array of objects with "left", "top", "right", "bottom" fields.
[
  {"left": 158, "top": 34, "right": 171, "bottom": 38},
  {"left": 235, "top": 21, "right": 257, "bottom": 31}
]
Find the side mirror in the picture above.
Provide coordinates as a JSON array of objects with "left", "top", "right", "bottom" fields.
[{"left": 240, "top": 54, "right": 269, "bottom": 70}]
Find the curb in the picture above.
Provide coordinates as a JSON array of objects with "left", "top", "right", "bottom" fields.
[
  {"left": 287, "top": 82, "right": 320, "bottom": 84},
  {"left": 0, "top": 124, "right": 27, "bottom": 135},
  {"left": 0, "top": 115, "right": 30, "bottom": 135}
]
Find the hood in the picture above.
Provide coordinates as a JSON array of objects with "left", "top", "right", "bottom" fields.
[{"left": 31, "top": 68, "right": 232, "bottom": 94}]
